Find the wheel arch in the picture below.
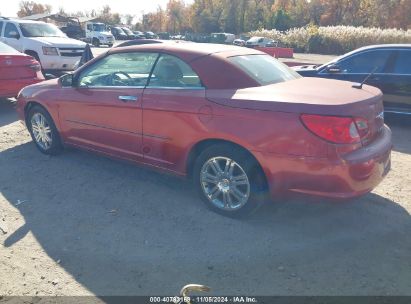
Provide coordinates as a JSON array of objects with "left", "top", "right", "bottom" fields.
[
  {"left": 186, "top": 138, "right": 268, "bottom": 187},
  {"left": 24, "top": 101, "right": 56, "bottom": 129},
  {"left": 24, "top": 50, "right": 40, "bottom": 61}
]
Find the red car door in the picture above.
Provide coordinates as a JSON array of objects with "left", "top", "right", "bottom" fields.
[
  {"left": 141, "top": 53, "right": 208, "bottom": 173},
  {"left": 57, "top": 52, "right": 159, "bottom": 161}
]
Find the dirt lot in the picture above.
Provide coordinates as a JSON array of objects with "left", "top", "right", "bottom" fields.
[{"left": 0, "top": 98, "right": 410, "bottom": 296}]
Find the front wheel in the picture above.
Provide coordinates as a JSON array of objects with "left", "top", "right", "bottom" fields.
[
  {"left": 27, "top": 106, "right": 63, "bottom": 155},
  {"left": 193, "top": 144, "right": 268, "bottom": 217}
]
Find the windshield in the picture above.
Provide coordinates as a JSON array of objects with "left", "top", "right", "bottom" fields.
[
  {"left": 19, "top": 23, "right": 66, "bottom": 38},
  {"left": 93, "top": 24, "right": 106, "bottom": 32},
  {"left": 122, "top": 28, "right": 133, "bottom": 35},
  {"left": 0, "top": 42, "right": 19, "bottom": 54},
  {"left": 229, "top": 54, "right": 301, "bottom": 85}
]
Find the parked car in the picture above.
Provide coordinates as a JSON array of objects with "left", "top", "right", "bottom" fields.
[
  {"left": 246, "top": 36, "right": 274, "bottom": 47},
  {"left": 121, "top": 27, "right": 136, "bottom": 40},
  {"left": 293, "top": 45, "right": 411, "bottom": 115},
  {"left": 233, "top": 39, "right": 246, "bottom": 47},
  {"left": 60, "top": 22, "right": 84, "bottom": 40},
  {"left": 0, "top": 18, "right": 86, "bottom": 73},
  {"left": 144, "top": 31, "right": 157, "bottom": 39},
  {"left": 111, "top": 27, "right": 128, "bottom": 40},
  {"left": 133, "top": 31, "right": 146, "bottom": 38},
  {"left": 157, "top": 32, "right": 170, "bottom": 40},
  {"left": 85, "top": 22, "right": 114, "bottom": 47},
  {"left": 265, "top": 40, "right": 278, "bottom": 47},
  {"left": 210, "top": 33, "right": 235, "bottom": 44},
  {"left": 16, "top": 43, "right": 392, "bottom": 217},
  {"left": 0, "top": 41, "right": 44, "bottom": 98}
]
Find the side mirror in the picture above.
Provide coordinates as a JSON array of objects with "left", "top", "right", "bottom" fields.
[
  {"left": 60, "top": 73, "right": 74, "bottom": 87},
  {"left": 326, "top": 64, "right": 341, "bottom": 73},
  {"left": 9, "top": 31, "right": 20, "bottom": 39}
]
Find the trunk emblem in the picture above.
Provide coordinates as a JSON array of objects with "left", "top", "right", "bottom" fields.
[{"left": 5, "top": 60, "right": 12, "bottom": 65}]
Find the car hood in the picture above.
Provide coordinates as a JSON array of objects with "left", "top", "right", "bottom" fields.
[
  {"left": 97, "top": 32, "right": 112, "bottom": 37},
  {"left": 29, "top": 36, "right": 86, "bottom": 48},
  {"left": 206, "top": 77, "right": 382, "bottom": 116},
  {"left": 19, "top": 78, "right": 60, "bottom": 98}
]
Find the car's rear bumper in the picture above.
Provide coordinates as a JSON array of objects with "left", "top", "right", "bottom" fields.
[
  {"left": 258, "top": 125, "right": 392, "bottom": 199},
  {"left": 0, "top": 77, "right": 43, "bottom": 98}
]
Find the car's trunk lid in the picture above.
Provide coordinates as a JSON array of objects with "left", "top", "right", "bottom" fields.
[
  {"left": 0, "top": 54, "right": 38, "bottom": 80},
  {"left": 206, "top": 77, "right": 384, "bottom": 145}
]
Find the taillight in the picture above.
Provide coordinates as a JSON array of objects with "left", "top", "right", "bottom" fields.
[
  {"left": 27, "top": 58, "right": 42, "bottom": 72},
  {"left": 28, "top": 63, "right": 41, "bottom": 72},
  {"left": 300, "top": 114, "right": 369, "bottom": 144}
]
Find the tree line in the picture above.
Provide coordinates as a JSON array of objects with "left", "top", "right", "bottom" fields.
[{"left": 15, "top": 0, "right": 411, "bottom": 34}]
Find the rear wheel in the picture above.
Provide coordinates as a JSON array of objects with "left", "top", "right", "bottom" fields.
[
  {"left": 193, "top": 144, "right": 268, "bottom": 217},
  {"left": 27, "top": 106, "right": 63, "bottom": 155}
]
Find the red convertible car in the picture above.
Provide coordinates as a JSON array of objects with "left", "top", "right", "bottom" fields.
[
  {"left": 16, "top": 43, "right": 392, "bottom": 217},
  {"left": 0, "top": 42, "right": 43, "bottom": 98}
]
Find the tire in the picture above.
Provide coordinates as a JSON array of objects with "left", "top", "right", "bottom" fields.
[
  {"left": 27, "top": 105, "right": 63, "bottom": 155},
  {"left": 92, "top": 38, "right": 100, "bottom": 47},
  {"left": 193, "top": 144, "right": 268, "bottom": 218}
]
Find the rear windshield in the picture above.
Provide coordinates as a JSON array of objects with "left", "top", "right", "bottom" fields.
[
  {"left": 0, "top": 42, "right": 19, "bottom": 54},
  {"left": 229, "top": 54, "right": 301, "bottom": 85}
]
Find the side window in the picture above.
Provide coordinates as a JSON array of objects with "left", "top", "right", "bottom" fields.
[
  {"left": 4, "top": 23, "right": 19, "bottom": 38},
  {"left": 0, "top": 22, "right": 3, "bottom": 36},
  {"left": 338, "top": 50, "right": 392, "bottom": 74},
  {"left": 148, "top": 54, "right": 203, "bottom": 88},
  {"left": 392, "top": 50, "right": 411, "bottom": 75},
  {"left": 78, "top": 52, "right": 158, "bottom": 87}
]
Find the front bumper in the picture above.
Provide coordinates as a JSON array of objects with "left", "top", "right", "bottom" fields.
[
  {"left": 39, "top": 55, "right": 81, "bottom": 71},
  {"left": 258, "top": 125, "right": 392, "bottom": 199},
  {"left": 99, "top": 37, "right": 115, "bottom": 44}
]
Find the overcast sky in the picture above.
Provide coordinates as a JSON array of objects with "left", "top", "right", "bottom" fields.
[{"left": 1, "top": 0, "right": 193, "bottom": 18}]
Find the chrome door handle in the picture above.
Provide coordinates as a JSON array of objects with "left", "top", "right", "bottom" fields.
[{"left": 118, "top": 95, "right": 138, "bottom": 102}]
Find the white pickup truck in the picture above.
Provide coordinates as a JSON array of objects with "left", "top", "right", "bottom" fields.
[
  {"left": 0, "top": 18, "right": 86, "bottom": 72},
  {"left": 84, "top": 22, "right": 115, "bottom": 47}
]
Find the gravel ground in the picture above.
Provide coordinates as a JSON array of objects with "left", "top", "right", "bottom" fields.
[{"left": 0, "top": 98, "right": 410, "bottom": 296}]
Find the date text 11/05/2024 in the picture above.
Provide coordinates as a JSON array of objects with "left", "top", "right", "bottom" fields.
[{"left": 149, "top": 296, "right": 258, "bottom": 303}]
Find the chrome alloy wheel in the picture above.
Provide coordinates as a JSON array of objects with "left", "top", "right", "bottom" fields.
[
  {"left": 31, "top": 113, "right": 52, "bottom": 150},
  {"left": 200, "top": 157, "right": 250, "bottom": 210}
]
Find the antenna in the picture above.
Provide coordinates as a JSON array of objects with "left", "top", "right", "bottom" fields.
[{"left": 352, "top": 67, "right": 379, "bottom": 89}]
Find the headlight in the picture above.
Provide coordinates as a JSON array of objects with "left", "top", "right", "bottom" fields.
[{"left": 42, "top": 47, "right": 59, "bottom": 56}]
